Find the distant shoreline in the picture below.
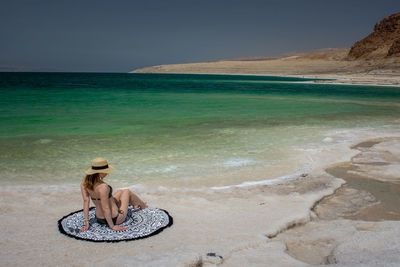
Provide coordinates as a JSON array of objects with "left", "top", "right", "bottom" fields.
[
  {"left": 134, "top": 72, "right": 400, "bottom": 87},
  {"left": 131, "top": 48, "right": 400, "bottom": 87}
]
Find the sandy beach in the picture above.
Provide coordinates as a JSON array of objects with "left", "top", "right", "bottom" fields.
[{"left": 1, "top": 127, "right": 400, "bottom": 266}]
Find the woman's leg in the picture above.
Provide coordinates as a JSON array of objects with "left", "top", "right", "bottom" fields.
[
  {"left": 114, "top": 189, "right": 147, "bottom": 225},
  {"left": 112, "top": 189, "right": 123, "bottom": 200},
  {"left": 113, "top": 189, "right": 146, "bottom": 208},
  {"left": 127, "top": 190, "right": 147, "bottom": 209},
  {"left": 114, "top": 190, "right": 130, "bottom": 224}
]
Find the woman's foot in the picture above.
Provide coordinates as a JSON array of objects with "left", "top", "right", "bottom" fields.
[
  {"left": 133, "top": 201, "right": 147, "bottom": 209},
  {"left": 139, "top": 201, "right": 148, "bottom": 209}
]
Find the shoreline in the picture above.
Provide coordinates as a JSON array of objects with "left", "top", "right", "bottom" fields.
[
  {"left": 130, "top": 49, "right": 400, "bottom": 87},
  {"left": 132, "top": 71, "right": 400, "bottom": 87},
  {"left": 1, "top": 129, "right": 400, "bottom": 266}
]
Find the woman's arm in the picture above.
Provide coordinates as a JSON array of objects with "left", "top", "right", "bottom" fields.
[{"left": 79, "top": 182, "right": 91, "bottom": 232}]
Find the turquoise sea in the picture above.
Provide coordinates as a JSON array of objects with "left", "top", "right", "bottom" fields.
[{"left": 1, "top": 73, "right": 399, "bottom": 187}]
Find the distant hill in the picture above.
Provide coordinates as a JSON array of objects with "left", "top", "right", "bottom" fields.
[
  {"left": 224, "top": 48, "right": 346, "bottom": 61},
  {"left": 347, "top": 12, "right": 400, "bottom": 60},
  {"left": 131, "top": 13, "right": 400, "bottom": 85}
]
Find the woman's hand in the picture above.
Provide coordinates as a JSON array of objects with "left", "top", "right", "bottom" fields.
[
  {"left": 111, "top": 225, "right": 127, "bottom": 231},
  {"left": 79, "top": 222, "right": 89, "bottom": 232}
]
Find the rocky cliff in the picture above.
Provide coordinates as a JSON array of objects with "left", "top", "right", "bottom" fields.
[{"left": 347, "top": 12, "right": 400, "bottom": 60}]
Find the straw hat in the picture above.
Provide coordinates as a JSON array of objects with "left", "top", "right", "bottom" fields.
[{"left": 85, "top": 158, "right": 115, "bottom": 175}]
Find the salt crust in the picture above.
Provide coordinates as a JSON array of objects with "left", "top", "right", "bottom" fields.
[{"left": 1, "top": 129, "right": 399, "bottom": 266}]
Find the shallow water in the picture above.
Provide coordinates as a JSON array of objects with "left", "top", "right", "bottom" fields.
[
  {"left": 326, "top": 159, "right": 400, "bottom": 221},
  {"left": 1, "top": 72, "right": 399, "bottom": 265},
  {"left": 1, "top": 73, "right": 399, "bottom": 187}
]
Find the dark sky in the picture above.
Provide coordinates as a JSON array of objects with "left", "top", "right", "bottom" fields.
[{"left": 0, "top": 0, "right": 399, "bottom": 72}]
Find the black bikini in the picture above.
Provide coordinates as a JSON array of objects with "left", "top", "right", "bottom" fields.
[
  {"left": 91, "top": 184, "right": 123, "bottom": 225},
  {"left": 91, "top": 185, "right": 113, "bottom": 201},
  {"left": 96, "top": 215, "right": 118, "bottom": 225}
]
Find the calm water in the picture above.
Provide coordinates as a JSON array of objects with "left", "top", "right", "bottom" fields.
[{"left": 0, "top": 73, "right": 399, "bottom": 187}]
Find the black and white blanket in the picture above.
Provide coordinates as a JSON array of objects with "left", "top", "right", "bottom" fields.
[{"left": 58, "top": 207, "right": 173, "bottom": 242}]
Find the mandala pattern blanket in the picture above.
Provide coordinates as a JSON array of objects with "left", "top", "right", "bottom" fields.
[{"left": 58, "top": 207, "right": 173, "bottom": 242}]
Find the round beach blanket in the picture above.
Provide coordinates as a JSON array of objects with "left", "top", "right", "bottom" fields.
[{"left": 58, "top": 207, "right": 173, "bottom": 242}]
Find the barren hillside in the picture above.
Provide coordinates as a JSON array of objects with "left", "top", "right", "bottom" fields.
[{"left": 131, "top": 13, "right": 400, "bottom": 86}]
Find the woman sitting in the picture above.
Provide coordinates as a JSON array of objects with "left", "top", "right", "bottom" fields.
[{"left": 80, "top": 158, "right": 147, "bottom": 232}]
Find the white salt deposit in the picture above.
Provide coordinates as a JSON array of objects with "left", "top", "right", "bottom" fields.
[
  {"left": 0, "top": 174, "right": 343, "bottom": 266},
  {"left": 323, "top": 137, "right": 334, "bottom": 143},
  {"left": 222, "top": 158, "right": 257, "bottom": 168},
  {"left": 1, "top": 127, "right": 399, "bottom": 266},
  {"left": 210, "top": 169, "right": 309, "bottom": 190}
]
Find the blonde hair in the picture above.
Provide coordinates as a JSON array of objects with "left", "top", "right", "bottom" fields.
[{"left": 84, "top": 173, "right": 101, "bottom": 191}]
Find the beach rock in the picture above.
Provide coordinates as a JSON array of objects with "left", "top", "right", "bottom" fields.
[
  {"left": 202, "top": 252, "right": 224, "bottom": 265},
  {"left": 347, "top": 12, "right": 400, "bottom": 60}
]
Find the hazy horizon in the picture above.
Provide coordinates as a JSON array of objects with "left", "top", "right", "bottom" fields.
[{"left": 0, "top": 0, "right": 399, "bottom": 72}]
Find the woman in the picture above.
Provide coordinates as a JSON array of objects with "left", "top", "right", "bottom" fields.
[{"left": 79, "top": 158, "right": 147, "bottom": 232}]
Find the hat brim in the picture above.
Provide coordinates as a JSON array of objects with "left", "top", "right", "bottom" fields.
[{"left": 85, "top": 165, "right": 115, "bottom": 175}]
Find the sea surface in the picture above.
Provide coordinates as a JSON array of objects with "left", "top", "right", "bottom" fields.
[{"left": 0, "top": 72, "right": 399, "bottom": 187}]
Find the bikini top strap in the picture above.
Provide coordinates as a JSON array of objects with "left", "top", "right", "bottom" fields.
[{"left": 91, "top": 184, "right": 113, "bottom": 201}]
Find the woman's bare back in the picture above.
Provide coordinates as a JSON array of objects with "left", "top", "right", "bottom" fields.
[{"left": 85, "top": 182, "right": 119, "bottom": 219}]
